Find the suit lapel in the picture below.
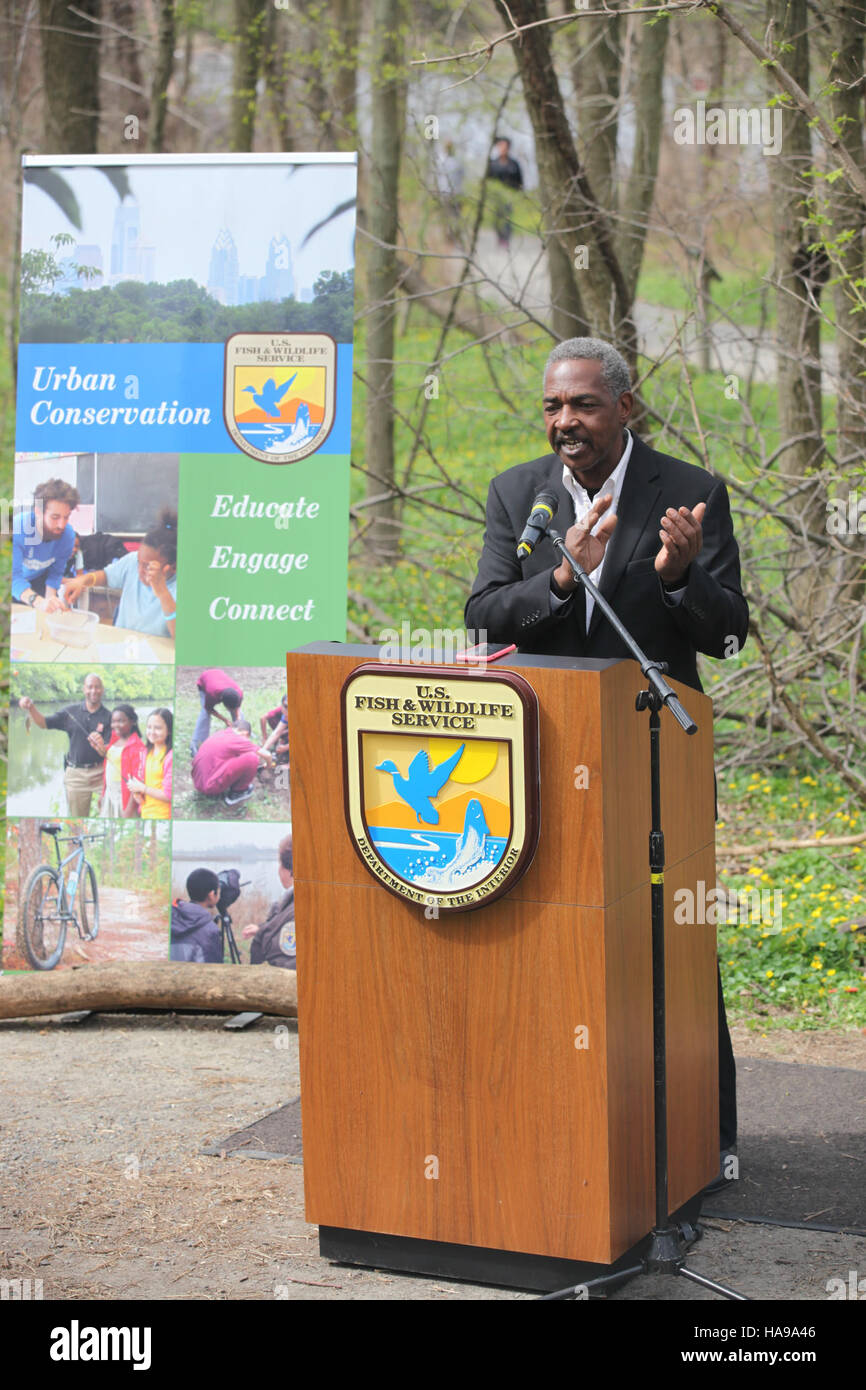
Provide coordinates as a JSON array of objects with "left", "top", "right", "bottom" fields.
[{"left": 587, "top": 434, "right": 662, "bottom": 639}]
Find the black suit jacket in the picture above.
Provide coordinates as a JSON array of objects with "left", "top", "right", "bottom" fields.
[{"left": 464, "top": 434, "right": 748, "bottom": 691}]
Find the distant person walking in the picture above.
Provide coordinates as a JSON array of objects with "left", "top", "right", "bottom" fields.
[{"left": 486, "top": 136, "right": 524, "bottom": 249}]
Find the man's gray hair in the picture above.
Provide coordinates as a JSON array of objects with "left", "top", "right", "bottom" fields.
[{"left": 545, "top": 338, "right": 631, "bottom": 399}]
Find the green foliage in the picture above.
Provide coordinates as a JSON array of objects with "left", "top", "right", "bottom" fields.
[
  {"left": 8, "top": 664, "right": 175, "bottom": 706},
  {"left": 20, "top": 232, "right": 86, "bottom": 296},
  {"left": 20, "top": 270, "right": 355, "bottom": 344},
  {"left": 84, "top": 820, "right": 171, "bottom": 891},
  {"left": 718, "top": 770, "right": 866, "bottom": 1031},
  {"left": 636, "top": 265, "right": 775, "bottom": 329}
]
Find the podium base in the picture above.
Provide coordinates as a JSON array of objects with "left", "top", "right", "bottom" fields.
[{"left": 319, "top": 1197, "right": 703, "bottom": 1294}]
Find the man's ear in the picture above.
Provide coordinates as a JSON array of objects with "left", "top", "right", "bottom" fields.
[{"left": 619, "top": 390, "right": 634, "bottom": 423}]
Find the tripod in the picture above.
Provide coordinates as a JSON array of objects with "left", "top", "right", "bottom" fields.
[
  {"left": 538, "top": 531, "right": 748, "bottom": 1302},
  {"left": 218, "top": 910, "right": 242, "bottom": 966},
  {"left": 216, "top": 870, "right": 250, "bottom": 966}
]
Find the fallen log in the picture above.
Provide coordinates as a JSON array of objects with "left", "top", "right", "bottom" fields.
[{"left": 0, "top": 961, "right": 297, "bottom": 1020}]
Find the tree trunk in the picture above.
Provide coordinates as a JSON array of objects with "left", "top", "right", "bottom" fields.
[
  {"left": 16, "top": 820, "right": 43, "bottom": 892},
  {"left": 110, "top": 0, "right": 147, "bottom": 142},
  {"left": 764, "top": 0, "right": 831, "bottom": 625},
  {"left": 618, "top": 11, "right": 669, "bottom": 302},
  {"left": 766, "top": 0, "right": 825, "bottom": 606},
  {"left": 230, "top": 0, "right": 266, "bottom": 152},
  {"left": 0, "top": 962, "right": 297, "bottom": 1019},
  {"left": 148, "top": 0, "right": 175, "bottom": 153},
  {"left": 0, "top": 1, "right": 37, "bottom": 384},
  {"left": 363, "top": 0, "right": 405, "bottom": 560},
  {"left": 562, "top": 0, "right": 622, "bottom": 216},
  {"left": 494, "top": 0, "right": 637, "bottom": 368},
  {"left": 38, "top": 0, "right": 101, "bottom": 152},
  {"left": 262, "top": 0, "right": 293, "bottom": 151},
  {"left": 178, "top": 14, "right": 193, "bottom": 104},
  {"left": 546, "top": 225, "right": 590, "bottom": 340},
  {"left": 331, "top": 0, "right": 358, "bottom": 147},
  {"left": 827, "top": 2, "right": 866, "bottom": 468},
  {"left": 296, "top": 2, "right": 340, "bottom": 150}
]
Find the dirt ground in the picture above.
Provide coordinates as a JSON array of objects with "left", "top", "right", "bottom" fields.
[
  {"left": 0, "top": 1013, "right": 863, "bottom": 1302},
  {"left": 2, "top": 887, "right": 168, "bottom": 971}
]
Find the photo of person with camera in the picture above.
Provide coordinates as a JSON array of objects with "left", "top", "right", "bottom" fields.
[{"left": 170, "top": 825, "right": 294, "bottom": 968}]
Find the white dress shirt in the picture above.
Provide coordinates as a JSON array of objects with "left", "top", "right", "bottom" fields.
[{"left": 558, "top": 429, "right": 633, "bottom": 626}]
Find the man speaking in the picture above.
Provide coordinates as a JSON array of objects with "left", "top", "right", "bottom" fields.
[{"left": 465, "top": 337, "right": 748, "bottom": 1186}]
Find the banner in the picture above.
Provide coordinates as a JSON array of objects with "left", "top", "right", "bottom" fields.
[{"left": 4, "top": 153, "right": 356, "bottom": 973}]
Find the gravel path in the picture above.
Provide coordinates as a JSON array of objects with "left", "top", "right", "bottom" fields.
[{"left": 1, "top": 1013, "right": 863, "bottom": 1301}]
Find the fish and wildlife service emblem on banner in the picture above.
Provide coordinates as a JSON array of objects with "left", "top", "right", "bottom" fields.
[
  {"left": 224, "top": 331, "right": 336, "bottom": 464},
  {"left": 342, "top": 665, "right": 540, "bottom": 913}
]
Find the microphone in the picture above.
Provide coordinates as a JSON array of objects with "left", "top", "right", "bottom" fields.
[{"left": 516, "top": 490, "right": 558, "bottom": 559}]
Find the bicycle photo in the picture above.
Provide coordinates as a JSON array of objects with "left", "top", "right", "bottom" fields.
[
  {"left": 16, "top": 823, "right": 102, "bottom": 970},
  {"left": 2, "top": 818, "right": 172, "bottom": 973}
]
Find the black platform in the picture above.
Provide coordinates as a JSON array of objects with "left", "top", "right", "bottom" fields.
[{"left": 319, "top": 1195, "right": 703, "bottom": 1295}]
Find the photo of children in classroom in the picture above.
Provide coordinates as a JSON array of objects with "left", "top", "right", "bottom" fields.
[{"left": 11, "top": 452, "right": 178, "bottom": 664}]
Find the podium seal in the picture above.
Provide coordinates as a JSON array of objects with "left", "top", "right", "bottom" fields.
[{"left": 342, "top": 663, "right": 540, "bottom": 913}]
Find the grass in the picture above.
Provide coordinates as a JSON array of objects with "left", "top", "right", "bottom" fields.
[
  {"left": 717, "top": 769, "right": 866, "bottom": 1032},
  {"left": 636, "top": 265, "right": 775, "bottom": 330}
]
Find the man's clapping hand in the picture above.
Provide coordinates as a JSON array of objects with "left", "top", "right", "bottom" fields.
[
  {"left": 552, "top": 493, "right": 618, "bottom": 594},
  {"left": 655, "top": 502, "right": 706, "bottom": 585}
]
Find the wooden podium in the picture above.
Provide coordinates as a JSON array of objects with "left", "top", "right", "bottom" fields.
[{"left": 285, "top": 644, "right": 718, "bottom": 1288}]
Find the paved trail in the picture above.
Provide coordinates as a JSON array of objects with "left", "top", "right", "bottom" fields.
[{"left": 456, "top": 230, "right": 837, "bottom": 386}]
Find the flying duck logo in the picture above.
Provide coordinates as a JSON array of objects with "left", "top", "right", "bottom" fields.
[
  {"left": 342, "top": 664, "right": 539, "bottom": 912},
  {"left": 224, "top": 331, "right": 336, "bottom": 464}
]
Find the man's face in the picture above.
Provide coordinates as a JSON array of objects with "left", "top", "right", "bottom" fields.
[
  {"left": 37, "top": 500, "right": 72, "bottom": 539},
  {"left": 542, "top": 358, "right": 632, "bottom": 491},
  {"left": 83, "top": 676, "right": 104, "bottom": 709}
]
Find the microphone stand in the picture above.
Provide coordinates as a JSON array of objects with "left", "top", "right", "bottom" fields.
[{"left": 538, "top": 530, "right": 747, "bottom": 1302}]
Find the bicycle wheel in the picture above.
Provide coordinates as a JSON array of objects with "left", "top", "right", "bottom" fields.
[
  {"left": 18, "top": 866, "right": 66, "bottom": 970},
  {"left": 79, "top": 863, "right": 99, "bottom": 941}
]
